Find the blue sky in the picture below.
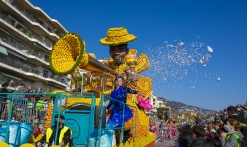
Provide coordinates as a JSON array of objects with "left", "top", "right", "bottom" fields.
[{"left": 30, "top": 0, "right": 247, "bottom": 111}]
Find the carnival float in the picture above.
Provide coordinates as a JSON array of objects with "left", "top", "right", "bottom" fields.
[{"left": 0, "top": 27, "right": 155, "bottom": 147}]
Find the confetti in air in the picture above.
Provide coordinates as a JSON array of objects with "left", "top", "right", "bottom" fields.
[{"left": 143, "top": 40, "right": 219, "bottom": 88}]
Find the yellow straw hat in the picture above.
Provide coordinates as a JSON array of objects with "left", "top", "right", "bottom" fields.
[{"left": 100, "top": 27, "right": 137, "bottom": 46}]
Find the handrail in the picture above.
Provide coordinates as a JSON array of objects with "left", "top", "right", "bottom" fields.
[
  {"left": 98, "top": 94, "right": 138, "bottom": 145},
  {"left": 0, "top": 92, "right": 139, "bottom": 146},
  {"left": 51, "top": 92, "right": 96, "bottom": 145}
]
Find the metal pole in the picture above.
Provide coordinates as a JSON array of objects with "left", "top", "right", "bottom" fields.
[
  {"left": 80, "top": 71, "right": 86, "bottom": 94},
  {"left": 81, "top": 73, "right": 83, "bottom": 94}
]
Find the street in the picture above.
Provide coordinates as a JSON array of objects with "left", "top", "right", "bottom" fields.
[{"left": 155, "top": 132, "right": 178, "bottom": 147}]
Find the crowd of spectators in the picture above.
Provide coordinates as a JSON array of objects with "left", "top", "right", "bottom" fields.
[
  {"left": 0, "top": 82, "right": 49, "bottom": 136},
  {"left": 178, "top": 105, "right": 247, "bottom": 147}
]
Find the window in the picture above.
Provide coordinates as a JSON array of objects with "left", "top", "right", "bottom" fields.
[
  {"left": 43, "top": 70, "right": 48, "bottom": 78},
  {"left": 45, "top": 55, "right": 49, "bottom": 62}
]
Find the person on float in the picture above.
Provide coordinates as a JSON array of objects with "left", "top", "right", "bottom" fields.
[
  {"left": 88, "top": 75, "right": 139, "bottom": 147},
  {"left": 36, "top": 114, "right": 72, "bottom": 147},
  {"left": 106, "top": 75, "right": 140, "bottom": 144},
  {"left": 106, "top": 75, "right": 138, "bottom": 128}
]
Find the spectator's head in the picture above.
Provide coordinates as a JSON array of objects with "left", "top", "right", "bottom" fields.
[
  {"left": 212, "top": 121, "right": 220, "bottom": 130},
  {"left": 1, "top": 82, "right": 9, "bottom": 88},
  {"left": 192, "top": 125, "right": 205, "bottom": 138},
  {"left": 28, "top": 86, "right": 31, "bottom": 89},
  {"left": 54, "top": 114, "right": 65, "bottom": 126},
  {"left": 178, "top": 125, "right": 193, "bottom": 142},
  {"left": 44, "top": 99, "right": 48, "bottom": 102},
  {"left": 227, "top": 106, "right": 238, "bottom": 116},
  {"left": 207, "top": 122, "right": 212, "bottom": 128},
  {"left": 20, "top": 84, "right": 24, "bottom": 87},
  {"left": 40, "top": 119, "right": 45, "bottom": 123},
  {"left": 226, "top": 118, "right": 241, "bottom": 131},
  {"left": 34, "top": 117, "right": 39, "bottom": 122}
]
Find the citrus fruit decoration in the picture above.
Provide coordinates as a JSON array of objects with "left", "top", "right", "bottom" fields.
[
  {"left": 44, "top": 103, "right": 53, "bottom": 130},
  {"left": 50, "top": 33, "right": 88, "bottom": 75}
]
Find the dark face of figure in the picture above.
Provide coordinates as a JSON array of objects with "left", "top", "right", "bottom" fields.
[{"left": 109, "top": 44, "right": 128, "bottom": 66}]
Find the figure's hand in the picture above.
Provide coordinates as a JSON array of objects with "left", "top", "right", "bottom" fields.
[
  {"left": 128, "top": 72, "right": 139, "bottom": 83},
  {"left": 131, "top": 72, "right": 139, "bottom": 81},
  {"left": 137, "top": 92, "right": 144, "bottom": 97}
]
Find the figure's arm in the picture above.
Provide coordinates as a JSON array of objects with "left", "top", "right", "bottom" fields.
[
  {"left": 125, "top": 70, "right": 139, "bottom": 83},
  {"left": 125, "top": 87, "right": 138, "bottom": 94}
]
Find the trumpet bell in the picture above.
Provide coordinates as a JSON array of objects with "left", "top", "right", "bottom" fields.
[{"left": 50, "top": 33, "right": 86, "bottom": 75}]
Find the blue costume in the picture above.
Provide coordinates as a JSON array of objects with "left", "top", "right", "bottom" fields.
[
  {"left": 106, "top": 86, "right": 137, "bottom": 128},
  {"left": 88, "top": 85, "right": 137, "bottom": 147}
]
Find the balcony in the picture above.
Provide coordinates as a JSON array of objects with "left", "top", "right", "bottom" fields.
[
  {"left": 0, "top": 31, "right": 49, "bottom": 64},
  {"left": 4, "top": 0, "right": 65, "bottom": 37},
  {"left": 0, "top": 58, "right": 67, "bottom": 86},
  {"left": 0, "top": 76, "right": 38, "bottom": 91},
  {"left": 0, "top": 11, "right": 52, "bottom": 49}
]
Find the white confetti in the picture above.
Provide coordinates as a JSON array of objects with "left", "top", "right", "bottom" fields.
[
  {"left": 207, "top": 46, "right": 213, "bottom": 53},
  {"left": 143, "top": 40, "right": 219, "bottom": 90}
]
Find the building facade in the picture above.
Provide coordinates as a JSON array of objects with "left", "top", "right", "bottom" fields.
[
  {"left": 149, "top": 93, "right": 168, "bottom": 113},
  {"left": 0, "top": 0, "right": 71, "bottom": 91}
]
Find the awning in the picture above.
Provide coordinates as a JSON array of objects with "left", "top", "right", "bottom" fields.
[
  {"left": 2, "top": 72, "right": 22, "bottom": 81},
  {"left": 34, "top": 42, "right": 47, "bottom": 52},
  {"left": 0, "top": 45, "right": 8, "bottom": 55},
  {"left": 6, "top": 48, "right": 27, "bottom": 60},
  {"left": 46, "top": 81, "right": 66, "bottom": 89}
]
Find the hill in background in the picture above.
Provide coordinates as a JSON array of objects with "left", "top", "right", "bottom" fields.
[{"left": 158, "top": 97, "right": 216, "bottom": 116}]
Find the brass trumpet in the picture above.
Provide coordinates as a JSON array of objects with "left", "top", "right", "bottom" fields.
[{"left": 49, "top": 33, "right": 117, "bottom": 94}]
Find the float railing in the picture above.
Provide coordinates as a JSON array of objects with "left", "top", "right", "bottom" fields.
[
  {"left": 97, "top": 94, "right": 138, "bottom": 146},
  {"left": 52, "top": 92, "right": 96, "bottom": 146}
]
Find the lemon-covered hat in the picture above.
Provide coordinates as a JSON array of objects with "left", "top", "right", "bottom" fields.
[{"left": 100, "top": 27, "right": 137, "bottom": 46}]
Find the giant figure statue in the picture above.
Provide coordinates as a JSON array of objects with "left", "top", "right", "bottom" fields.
[
  {"left": 49, "top": 27, "right": 154, "bottom": 146},
  {"left": 99, "top": 27, "right": 152, "bottom": 141}
]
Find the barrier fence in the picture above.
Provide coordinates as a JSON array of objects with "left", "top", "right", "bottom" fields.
[{"left": 0, "top": 92, "right": 139, "bottom": 147}]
